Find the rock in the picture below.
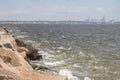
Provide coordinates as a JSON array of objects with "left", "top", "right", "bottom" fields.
[
  {"left": 17, "top": 47, "right": 28, "bottom": 53},
  {"left": 3, "top": 43, "right": 15, "bottom": 51},
  {"left": 0, "top": 26, "right": 8, "bottom": 34},
  {"left": 0, "top": 69, "right": 21, "bottom": 80},
  {"left": 0, "top": 55, "right": 11, "bottom": 64},
  {"left": 0, "top": 75, "right": 15, "bottom": 80},
  {"left": 27, "top": 49, "right": 42, "bottom": 60},
  {"left": 15, "top": 38, "right": 34, "bottom": 51},
  {"left": 15, "top": 38, "right": 42, "bottom": 61}
]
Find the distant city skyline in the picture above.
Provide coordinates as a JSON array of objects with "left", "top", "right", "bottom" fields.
[{"left": 0, "top": 0, "right": 120, "bottom": 21}]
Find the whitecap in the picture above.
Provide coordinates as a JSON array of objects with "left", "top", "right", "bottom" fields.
[
  {"left": 47, "top": 49, "right": 55, "bottom": 53},
  {"left": 59, "top": 69, "right": 79, "bottom": 80},
  {"left": 39, "top": 50, "right": 54, "bottom": 58},
  {"left": 67, "top": 47, "right": 72, "bottom": 50},
  {"left": 44, "top": 60, "right": 65, "bottom": 66},
  {"left": 73, "top": 64, "right": 81, "bottom": 68},
  {"left": 16, "top": 35, "right": 29, "bottom": 38},
  {"left": 79, "top": 51, "right": 86, "bottom": 57},
  {"left": 58, "top": 46, "right": 65, "bottom": 50},
  {"left": 84, "top": 77, "right": 93, "bottom": 80},
  {"left": 43, "top": 40, "right": 49, "bottom": 43},
  {"left": 56, "top": 50, "right": 61, "bottom": 53},
  {"left": 26, "top": 40, "right": 36, "bottom": 43}
]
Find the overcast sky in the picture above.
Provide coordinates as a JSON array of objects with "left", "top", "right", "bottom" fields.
[{"left": 0, "top": 0, "right": 120, "bottom": 21}]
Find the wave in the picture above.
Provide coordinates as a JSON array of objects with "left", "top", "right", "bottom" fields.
[
  {"left": 59, "top": 69, "right": 79, "bottom": 80},
  {"left": 44, "top": 60, "right": 65, "bottom": 66},
  {"left": 59, "top": 69, "right": 94, "bottom": 80}
]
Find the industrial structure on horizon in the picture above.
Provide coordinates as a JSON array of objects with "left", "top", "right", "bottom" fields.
[{"left": 0, "top": 17, "right": 120, "bottom": 24}]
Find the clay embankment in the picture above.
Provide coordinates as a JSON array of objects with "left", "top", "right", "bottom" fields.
[{"left": 0, "top": 26, "right": 67, "bottom": 80}]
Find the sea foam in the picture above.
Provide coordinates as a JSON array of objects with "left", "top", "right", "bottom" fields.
[
  {"left": 59, "top": 69, "right": 79, "bottom": 80},
  {"left": 44, "top": 60, "right": 65, "bottom": 66}
]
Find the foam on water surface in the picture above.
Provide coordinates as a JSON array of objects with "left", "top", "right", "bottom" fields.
[
  {"left": 59, "top": 69, "right": 79, "bottom": 80},
  {"left": 5, "top": 24, "right": 120, "bottom": 80},
  {"left": 44, "top": 60, "right": 65, "bottom": 66}
]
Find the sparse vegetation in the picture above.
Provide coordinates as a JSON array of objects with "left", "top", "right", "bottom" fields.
[{"left": 29, "top": 63, "right": 38, "bottom": 69}]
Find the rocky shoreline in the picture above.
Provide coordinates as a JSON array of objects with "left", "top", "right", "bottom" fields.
[{"left": 0, "top": 26, "right": 67, "bottom": 80}]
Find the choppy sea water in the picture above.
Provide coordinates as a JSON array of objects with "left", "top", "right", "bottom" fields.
[{"left": 5, "top": 24, "right": 120, "bottom": 80}]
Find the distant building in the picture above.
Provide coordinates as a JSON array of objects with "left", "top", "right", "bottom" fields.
[{"left": 100, "top": 16, "right": 106, "bottom": 24}]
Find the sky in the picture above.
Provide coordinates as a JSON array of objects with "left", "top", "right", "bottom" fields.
[{"left": 0, "top": 0, "right": 120, "bottom": 21}]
